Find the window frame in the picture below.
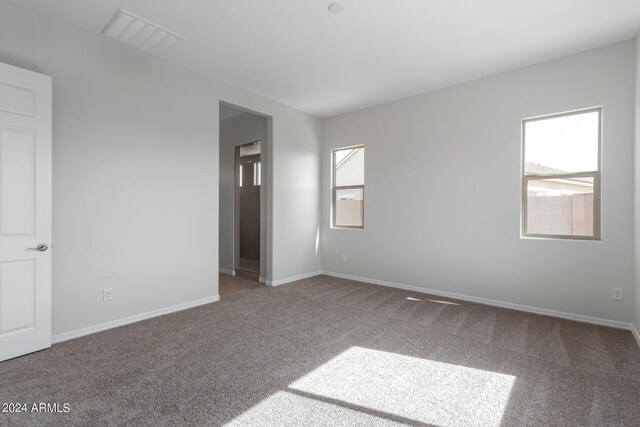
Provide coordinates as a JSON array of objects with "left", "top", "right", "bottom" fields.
[
  {"left": 332, "top": 145, "right": 365, "bottom": 229},
  {"left": 521, "top": 106, "right": 602, "bottom": 241}
]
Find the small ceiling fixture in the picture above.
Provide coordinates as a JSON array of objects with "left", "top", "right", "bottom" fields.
[
  {"left": 102, "top": 9, "right": 184, "bottom": 55},
  {"left": 328, "top": 3, "right": 343, "bottom": 14}
]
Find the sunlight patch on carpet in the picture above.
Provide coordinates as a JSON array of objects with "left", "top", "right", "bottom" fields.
[{"left": 226, "top": 346, "right": 515, "bottom": 426}]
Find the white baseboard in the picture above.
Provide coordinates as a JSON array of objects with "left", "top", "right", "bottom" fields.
[
  {"left": 219, "top": 268, "right": 235, "bottom": 276},
  {"left": 632, "top": 324, "right": 640, "bottom": 348},
  {"left": 266, "top": 271, "right": 322, "bottom": 287},
  {"left": 322, "top": 271, "right": 634, "bottom": 331},
  {"left": 52, "top": 295, "right": 220, "bottom": 344},
  {"left": 259, "top": 277, "right": 266, "bottom": 284}
]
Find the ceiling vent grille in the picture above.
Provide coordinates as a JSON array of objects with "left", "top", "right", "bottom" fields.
[{"left": 102, "top": 9, "right": 184, "bottom": 54}]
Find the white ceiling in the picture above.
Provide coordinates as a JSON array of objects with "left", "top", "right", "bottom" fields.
[{"left": 13, "top": 0, "right": 640, "bottom": 117}]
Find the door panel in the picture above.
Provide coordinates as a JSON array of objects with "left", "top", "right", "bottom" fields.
[
  {"left": 0, "top": 81, "right": 35, "bottom": 117},
  {"left": 1, "top": 127, "right": 36, "bottom": 236},
  {"left": 1, "top": 260, "right": 35, "bottom": 333},
  {"left": 0, "top": 61, "right": 51, "bottom": 362}
]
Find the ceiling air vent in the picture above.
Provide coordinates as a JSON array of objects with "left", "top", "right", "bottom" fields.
[{"left": 102, "top": 9, "right": 184, "bottom": 54}]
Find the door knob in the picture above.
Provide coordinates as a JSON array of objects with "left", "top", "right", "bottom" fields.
[{"left": 27, "top": 244, "right": 48, "bottom": 252}]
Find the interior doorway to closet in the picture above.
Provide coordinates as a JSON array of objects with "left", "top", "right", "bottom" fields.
[
  {"left": 219, "top": 102, "right": 269, "bottom": 295},
  {"left": 235, "top": 141, "right": 261, "bottom": 279}
]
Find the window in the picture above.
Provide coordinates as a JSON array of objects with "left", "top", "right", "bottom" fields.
[
  {"left": 332, "top": 145, "right": 364, "bottom": 228},
  {"left": 239, "top": 164, "right": 243, "bottom": 187},
  {"left": 522, "top": 107, "right": 601, "bottom": 239},
  {"left": 253, "top": 162, "right": 261, "bottom": 186}
]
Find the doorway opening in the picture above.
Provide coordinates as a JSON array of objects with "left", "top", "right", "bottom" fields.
[
  {"left": 219, "top": 102, "right": 270, "bottom": 296},
  {"left": 236, "top": 141, "right": 261, "bottom": 279}
]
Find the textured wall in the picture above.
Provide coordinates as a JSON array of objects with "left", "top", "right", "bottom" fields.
[
  {"left": 322, "top": 41, "right": 635, "bottom": 323},
  {"left": 634, "top": 34, "right": 640, "bottom": 335},
  {"left": 0, "top": 1, "right": 321, "bottom": 336}
]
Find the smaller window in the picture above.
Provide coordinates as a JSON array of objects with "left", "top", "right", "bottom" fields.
[
  {"left": 254, "top": 162, "right": 261, "bottom": 186},
  {"left": 239, "top": 164, "right": 243, "bottom": 187},
  {"left": 522, "top": 107, "right": 601, "bottom": 239},
  {"left": 332, "top": 145, "right": 364, "bottom": 228}
]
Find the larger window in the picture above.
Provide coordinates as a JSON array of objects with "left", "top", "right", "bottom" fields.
[
  {"left": 332, "top": 145, "right": 364, "bottom": 228},
  {"left": 522, "top": 107, "right": 601, "bottom": 240}
]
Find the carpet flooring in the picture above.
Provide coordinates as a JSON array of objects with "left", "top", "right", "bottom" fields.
[
  {"left": 219, "top": 273, "right": 262, "bottom": 297},
  {"left": 1, "top": 275, "right": 639, "bottom": 426}
]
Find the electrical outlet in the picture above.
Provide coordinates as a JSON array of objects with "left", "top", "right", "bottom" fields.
[
  {"left": 103, "top": 288, "right": 113, "bottom": 302},
  {"left": 341, "top": 254, "right": 347, "bottom": 262},
  {"left": 612, "top": 288, "right": 623, "bottom": 301}
]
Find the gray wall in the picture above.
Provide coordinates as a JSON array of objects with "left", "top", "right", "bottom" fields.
[
  {"left": 219, "top": 113, "right": 268, "bottom": 277},
  {"left": 635, "top": 33, "right": 640, "bottom": 334},
  {"left": 322, "top": 41, "right": 635, "bottom": 323},
  {"left": 0, "top": 0, "right": 321, "bottom": 336}
]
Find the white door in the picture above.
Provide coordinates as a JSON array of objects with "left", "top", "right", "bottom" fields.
[{"left": 0, "top": 62, "right": 52, "bottom": 362}]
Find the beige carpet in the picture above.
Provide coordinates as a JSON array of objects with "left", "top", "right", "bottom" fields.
[
  {"left": 1, "top": 275, "right": 639, "bottom": 426},
  {"left": 238, "top": 258, "right": 260, "bottom": 274},
  {"left": 219, "top": 273, "right": 262, "bottom": 296}
]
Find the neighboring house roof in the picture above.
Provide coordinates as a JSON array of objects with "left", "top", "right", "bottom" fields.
[{"left": 524, "top": 161, "right": 593, "bottom": 184}]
